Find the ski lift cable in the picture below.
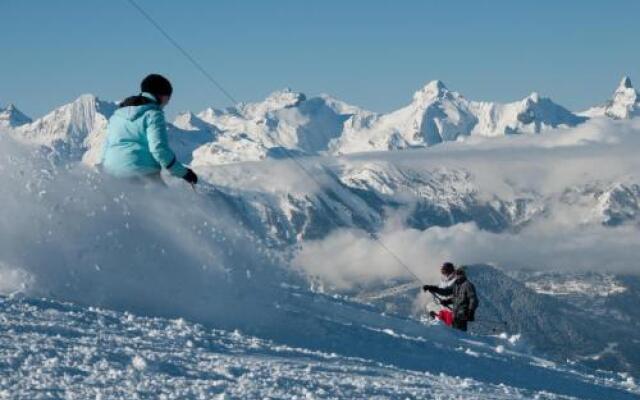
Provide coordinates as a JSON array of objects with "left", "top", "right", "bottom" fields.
[
  {"left": 125, "top": 0, "right": 239, "bottom": 105},
  {"left": 126, "top": 0, "right": 339, "bottom": 153},
  {"left": 124, "top": 0, "right": 426, "bottom": 286}
]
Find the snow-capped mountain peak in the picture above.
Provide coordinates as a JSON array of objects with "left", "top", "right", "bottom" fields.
[
  {"left": 582, "top": 75, "right": 639, "bottom": 119},
  {"left": 334, "top": 82, "right": 586, "bottom": 154},
  {"left": 173, "top": 111, "right": 216, "bottom": 133},
  {"left": 0, "top": 103, "right": 32, "bottom": 128},
  {"left": 15, "top": 94, "right": 115, "bottom": 143},
  {"left": 606, "top": 76, "right": 639, "bottom": 119},
  {"left": 196, "top": 106, "right": 228, "bottom": 124},
  {"left": 618, "top": 76, "right": 633, "bottom": 90},
  {"left": 241, "top": 88, "right": 307, "bottom": 119},
  {"left": 263, "top": 88, "right": 307, "bottom": 108},
  {"left": 191, "top": 89, "right": 375, "bottom": 166},
  {"left": 12, "top": 94, "right": 117, "bottom": 162},
  {"left": 509, "top": 92, "right": 586, "bottom": 129},
  {"left": 412, "top": 80, "right": 449, "bottom": 103},
  {"left": 524, "top": 91, "right": 541, "bottom": 103}
]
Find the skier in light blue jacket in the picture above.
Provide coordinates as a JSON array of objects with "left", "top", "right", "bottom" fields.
[{"left": 102, "top": 74, "right": 198, "bottom": 185}]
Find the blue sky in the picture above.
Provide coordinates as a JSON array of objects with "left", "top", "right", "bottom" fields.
[{"left": 2, "top": 0, "right": 639, "bottom": 119}]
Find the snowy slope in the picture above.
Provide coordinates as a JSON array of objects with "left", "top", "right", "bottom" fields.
[
  {"left": 4, "top": 115, "right": 640, "bottom": 377},
  {"left": 2, "top": 295, "right": 637, "bottom": 400},
  {"left": 560, "top": 181, "right": 640, "bottom": 226},
  {"left": 358, "top": 264, "right": 640, "bottom": 378}
]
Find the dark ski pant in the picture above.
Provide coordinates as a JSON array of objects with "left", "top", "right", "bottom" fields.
[{"left": 452, "top": 318, "right": 468, "bottom": 332}]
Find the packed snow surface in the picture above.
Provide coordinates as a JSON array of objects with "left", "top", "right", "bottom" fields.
[{"left": 1, "top": 295, "right": 638, "bottom": 400}]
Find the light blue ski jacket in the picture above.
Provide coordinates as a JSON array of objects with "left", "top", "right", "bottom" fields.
[{"left": 102, "top": 92, "right": 187, "bottom": 178}]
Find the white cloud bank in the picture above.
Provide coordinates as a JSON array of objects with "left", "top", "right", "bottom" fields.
[
  {"left": 294, "top": 117, "right": 640, "bottom": 289},
  {"left": 293, "top": 221, "right": 640, "bottom": 290}
]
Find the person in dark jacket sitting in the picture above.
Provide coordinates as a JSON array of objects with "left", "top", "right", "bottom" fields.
[{"left": 423, "top": 268, "right": 479, "bottom": 332}]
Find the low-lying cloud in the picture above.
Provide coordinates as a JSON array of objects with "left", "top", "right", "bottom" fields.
[
  {"left": 293, "top": 118, "right": 640, "bottom": 290},
  {"left": 293, "top": 219, "right": 640, "bottom": 290}
]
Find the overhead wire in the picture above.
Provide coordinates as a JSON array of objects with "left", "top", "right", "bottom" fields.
[{"left": 124, "top": 0, "right": 426, "bottom": 285}]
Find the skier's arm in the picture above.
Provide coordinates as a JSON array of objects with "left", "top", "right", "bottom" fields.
[
  {"left": 146, "top": 109, "right": 188, "bottom": 178},
  {"left": 431, "top": 286, "right": 453, "bottom": 296},
  {"left": 440, "top": 298, "right": 453, "bottom": 307}
]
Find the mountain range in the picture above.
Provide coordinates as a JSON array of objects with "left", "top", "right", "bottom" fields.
[{"left": 2, "top": 76, "right": 638, "bottom": 166}]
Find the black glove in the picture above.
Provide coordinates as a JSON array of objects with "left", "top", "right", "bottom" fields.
[
  {"left": 467, "top": 309, "right": 476, "bottom": 322},
  {"left": 422, "top": 284, "right": 437, "bottom": 293},
  {"left": 183, "top": 168, "right": 198, "bottom": 185},
  {"left": 440, "top": 298, "right": 453, "bottom": 307}
]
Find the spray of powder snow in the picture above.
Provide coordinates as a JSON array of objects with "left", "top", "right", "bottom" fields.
[{"left": 0, "top": 135, "right": 296, "bottom": 332}]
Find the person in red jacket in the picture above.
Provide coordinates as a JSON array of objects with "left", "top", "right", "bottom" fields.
[
  {"left": 427, "top": 262, "right": 457, "bottom": 326},
  {"left": 424, "top": 267, "right": 479, "bottom": 332}
]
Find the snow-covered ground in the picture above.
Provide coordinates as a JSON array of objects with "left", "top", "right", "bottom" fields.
[{"left": 1, "top": 294, "right": 638, "bottom": 400}]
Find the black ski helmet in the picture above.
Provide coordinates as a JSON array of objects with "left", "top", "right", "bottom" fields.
[
  {"left": 141, "top": 74, "right": 173, "bottom": 101},
  {"left": 440, "top": 262, "right": 455, "bottom": 275}
]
